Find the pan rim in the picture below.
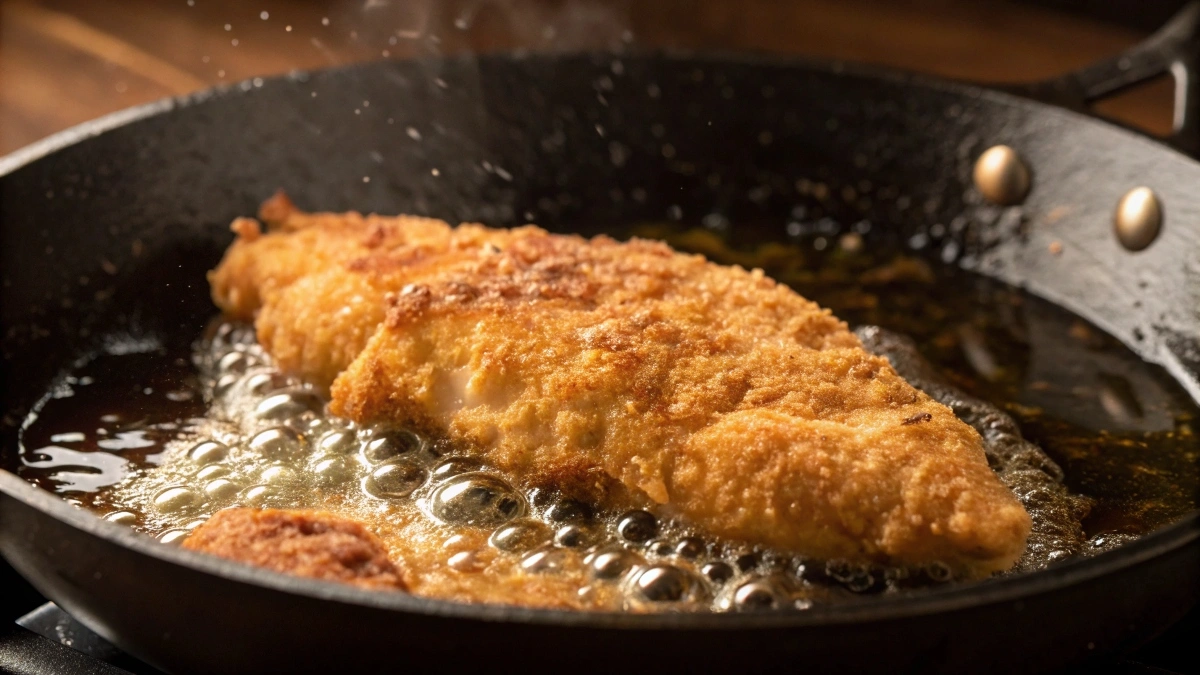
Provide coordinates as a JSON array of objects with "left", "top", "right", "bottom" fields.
[
  {"left": 2, "top": 52, "right": 1198, "bottom": 630},
  {"left": 3, "top": 49, "right": 1198, "bottom": 179}
]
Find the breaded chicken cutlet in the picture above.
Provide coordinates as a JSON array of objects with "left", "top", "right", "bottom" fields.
[{"left": 209, "top": 192, "right": 1031, "bottom": 577}]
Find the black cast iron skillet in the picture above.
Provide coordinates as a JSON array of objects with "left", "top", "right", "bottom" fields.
[{"left": 3, "top": 6, "right": 1200, "bottom": 674}]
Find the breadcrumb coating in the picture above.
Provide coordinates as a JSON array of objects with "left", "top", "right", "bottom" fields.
[{"left": 209, "top": 193, "right": 1030, "bottom": 577}]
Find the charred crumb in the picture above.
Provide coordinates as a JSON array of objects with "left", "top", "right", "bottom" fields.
[{"left": 901, "top": 412, "right": 933, "bottom": 426}]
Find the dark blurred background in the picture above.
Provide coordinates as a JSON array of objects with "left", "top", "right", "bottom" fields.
[{"left": 0, "top": 0, "right": 1192, "bottom": 155}]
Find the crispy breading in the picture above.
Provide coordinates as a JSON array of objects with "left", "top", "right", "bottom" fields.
[
  {"left": 209, "top": 193, "right": 1031, "bottom": 576},
  {"left": 182, "top": 508, "right": 407, "bottom": 590}
]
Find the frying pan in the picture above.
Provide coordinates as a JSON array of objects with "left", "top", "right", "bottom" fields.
[{"left": 3, "top": 5, "right": 1200, "bottom": 674}]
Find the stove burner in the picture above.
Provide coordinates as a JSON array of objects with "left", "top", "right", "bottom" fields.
[{"left": 2, "top": 604, "right": 162, "bottom": 674}]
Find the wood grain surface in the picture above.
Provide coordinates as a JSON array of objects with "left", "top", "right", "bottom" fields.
[{"left": 0, "top": 0, "right": 1175, "bottom": 155}]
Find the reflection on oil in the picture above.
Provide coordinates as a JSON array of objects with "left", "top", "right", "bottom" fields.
[
  {"left": 1097, "top": 373, "right": 1145, "bottom": 425},
  {"left": 16, "top": 351, "right": 207, "bottom": 499},
  {"left": 22, "top": 446, "right": 130, "bottom": 492},
  {"left": 1020, "top": 301, "right": 1173, "bottom": 434},
  {"left": 957, "top": 324, "right": 1001, "bottom": 382}
]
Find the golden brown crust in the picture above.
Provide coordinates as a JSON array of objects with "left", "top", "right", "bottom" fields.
[
  {"left": 182, "top": 508, "right": 407, "bottom": 590},
  {"left": 208, "top": 197, "right": 1032, "bottom": 577}
]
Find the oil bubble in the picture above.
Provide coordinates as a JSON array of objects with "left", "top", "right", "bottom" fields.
[
  {"left": 489, "top": 519, "right": 552, "bottom": 552},
  {"left": 674, "top": 537, "right": 705, "bottom": 559},
  {"left": 311, "top": 455, "right": 356, "bottom": 487},
  {"left": 362, "top": 428, "right": 422, "bottom": 463},
  {"left": 430, "top": 472, "right": 525, "bottom": 527},
  {"left": 204, "top": 478, "right": 241, "bottom": 501},
  {"left": 520, "top": 544, "right": 572, "bottom": 574},
  {"left": 188, "top": 440, "right": 229, "bottom": 465},
  {"left": 554, "top": 524, "right": 601, "bottom": 548},
  {"left": 158, "top": 529, "right": 191, "bottom": 545},
  {"left": 255, "top": 390, "right": 324, "bottom": 420},
  {"left": 545, "top": 499, "right": 592, "bottom": 523},
  {"left": 628, "top": 564, "right": 709, "bottom": 604},
  {"left": 430, "top": 457, "right": 484, "bottom": 479},
  {"left": 617, "top": 510, "right": 657, "bottom": 542},
  {"left": 194, "top": 464, "right": 231, "bottom": 481},
  {"left": 726, "top": 577, "right": 790, "bottom": 611},
  {"left": 153, "top": 486, "right": 199, "bottom": 514},
  {"left": 316, "top": 429, "right": 357, "bottom": 455},
  {"left": 241, "top": 484, "right": 279, "bottom": 507},
  {"left": 585, "top": 546, "right": 643, "bottom": 580},
  {"left": 103, "top": 510, "right": 138, "bottom": 525},
  {"left": 248, "top": 427, "right": 304, "bottom": 459},
  {"left": 365, "top": 460, "right": 427, "bottom": 498},
  {"left": 260, "top": 464, "right": 300, "bottom": 485},
  {"left": 702, "top": 561, "right": 734, "bottom": 584}
]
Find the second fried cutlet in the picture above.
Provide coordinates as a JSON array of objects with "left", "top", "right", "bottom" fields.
[
  {"left": 183, "top": 508, "right": 407, "bottom": 590},
  {"left": 209, "top": 192, "right": 1031, "bottom": 577}
]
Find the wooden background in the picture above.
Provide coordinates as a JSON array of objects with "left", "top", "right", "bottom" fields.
[{"left": 0, "top": 0, "right": 1176, "bottom": 155}]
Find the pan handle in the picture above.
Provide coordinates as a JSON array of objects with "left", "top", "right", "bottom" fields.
[{"left": 1020, "top": 1, "right": 1200, "bottom": 157}]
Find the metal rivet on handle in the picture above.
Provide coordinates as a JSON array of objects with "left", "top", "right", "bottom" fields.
[
  {"left": 973, "top": 145, "right": 1031, "bottom": 206},
  {"left": 1114, "top": 187, "right": 1162, "bottom": 251}
]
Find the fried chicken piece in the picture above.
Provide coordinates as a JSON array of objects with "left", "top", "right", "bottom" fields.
[
  {"left": 209, "top": 194, "right": 1031, "bottom": 577},
  {"left": 183, "top": 508, "right": 407, "bottom": 590}
]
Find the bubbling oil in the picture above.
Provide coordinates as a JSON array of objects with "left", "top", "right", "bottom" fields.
[
  {"left": 15, "top": 239, "right": 1199, "bottom": 612},
  {"left": 10, "top": 316, "right": 1099, "bottom": 611}
]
